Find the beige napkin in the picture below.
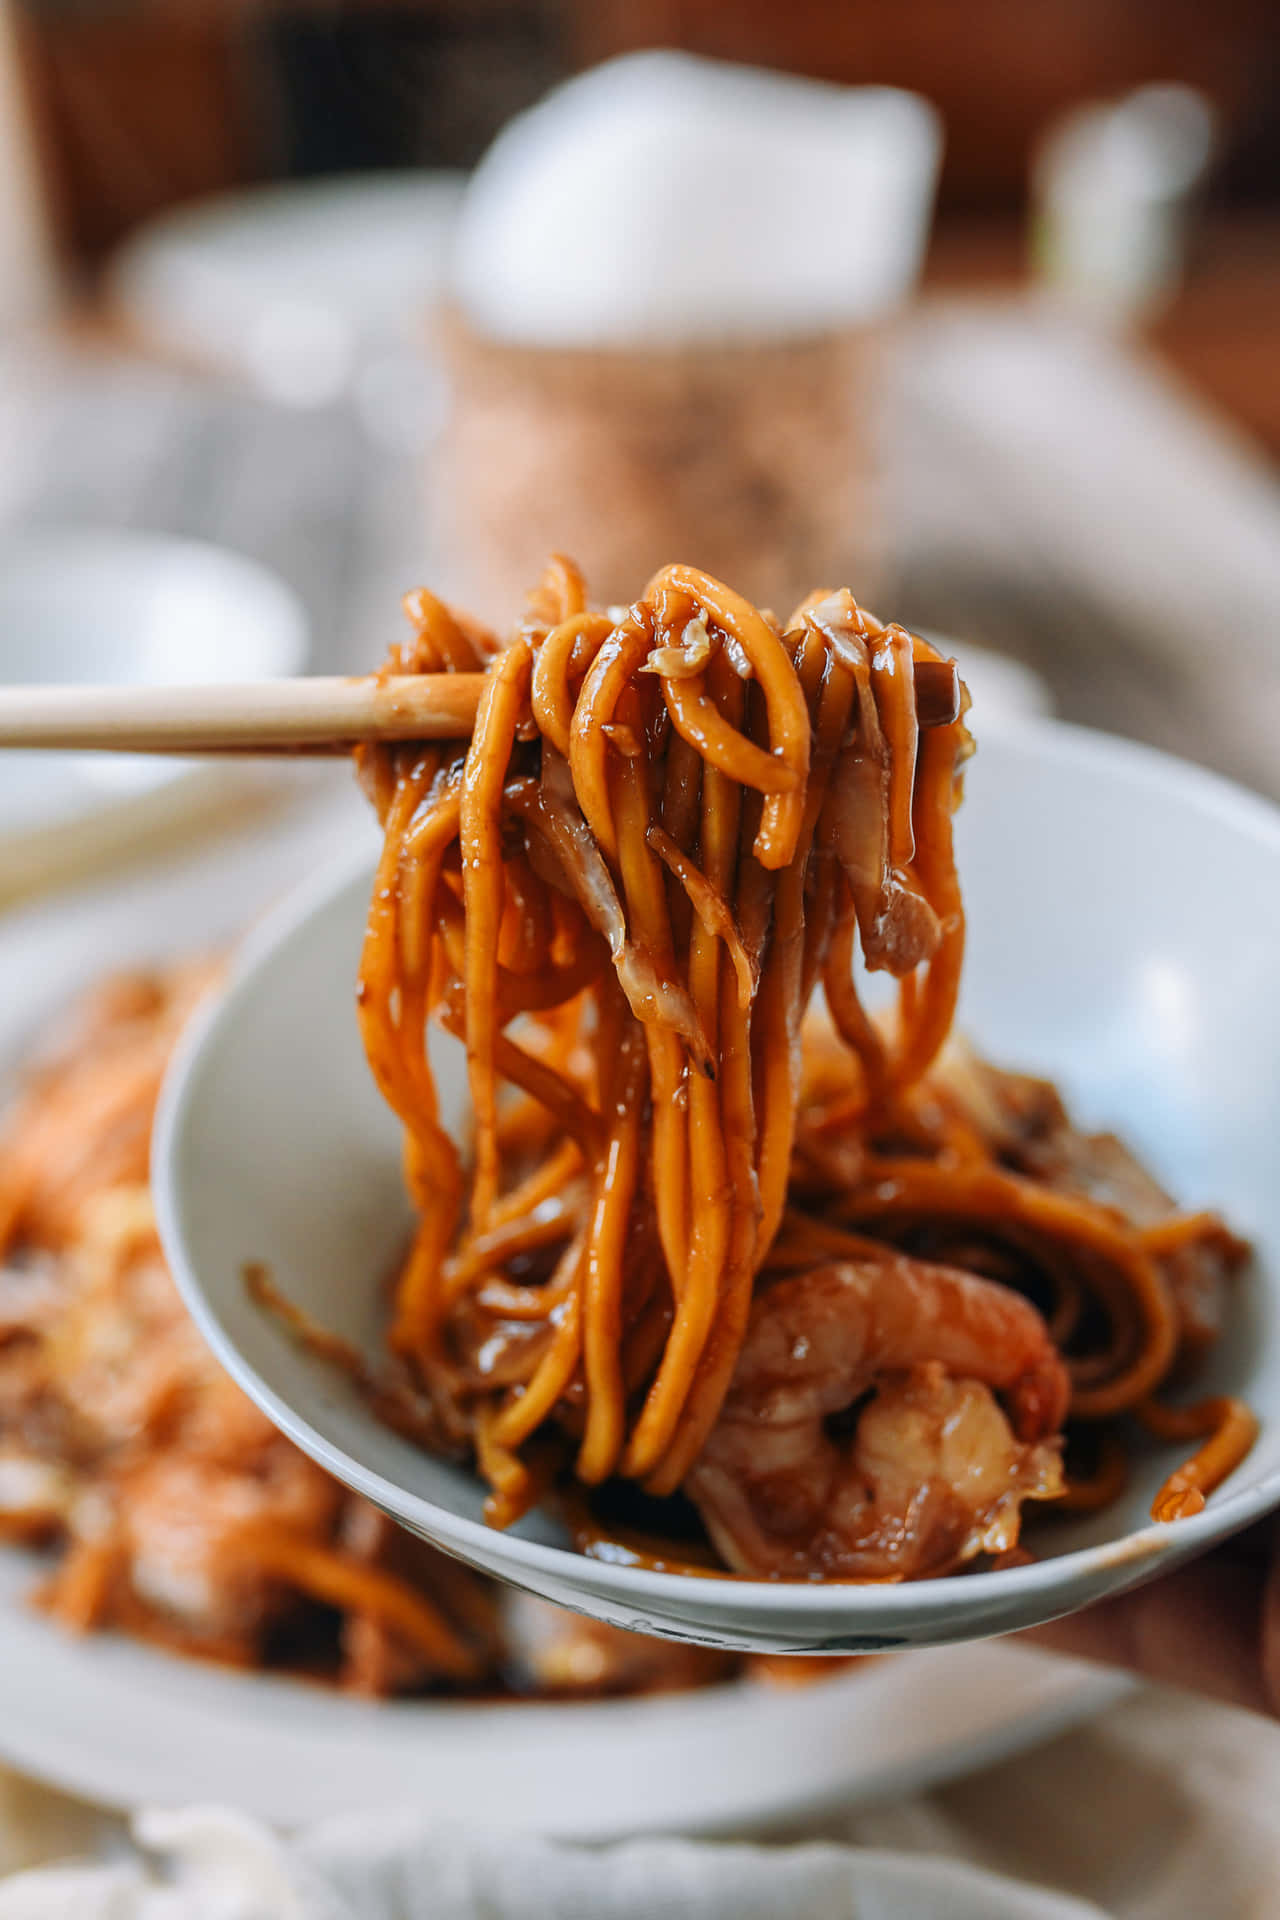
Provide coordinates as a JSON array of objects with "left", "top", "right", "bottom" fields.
[
  {"left": 0, "top": 1813, "right": 1108, "bottom": 1920},
  {"left": 8, "top": 1685, "right": 1280, "bottom": 1917}
]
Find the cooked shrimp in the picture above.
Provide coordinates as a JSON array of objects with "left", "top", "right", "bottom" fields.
[{"left": 686, "top": 1250, "right": 1069, "bottom": 1580}]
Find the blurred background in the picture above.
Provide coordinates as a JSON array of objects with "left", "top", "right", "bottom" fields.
[{"left": 0, "top": 0, "right": 1278, "bottom": 865}]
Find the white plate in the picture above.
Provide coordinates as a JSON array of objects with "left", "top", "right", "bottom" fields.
[
  {"left": 156, "top": 721, "right": 1280, "bottom": 1652},
  {"left": 0, "top": 778, "right": 1125, "bottom": 1831},
  {"left": 0, "top": 1540, "right": 1125, "bottom": 1832},
  {"left": 0, "top": 528, "right": 307, "bottom": 894},
  {"left": 110, "top": 173, "right": 465, "bottom": 406}
]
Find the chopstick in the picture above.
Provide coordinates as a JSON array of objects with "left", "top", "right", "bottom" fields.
[
  {"left": 0, "top": 675, "right": 488, "bottom": 755},
  {"left": 0, "top": 660, "right": 961, "bottom": 756}
]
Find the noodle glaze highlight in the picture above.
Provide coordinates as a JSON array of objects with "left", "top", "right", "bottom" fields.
[{"left": 352, "top": 559, "right": 1254, "bottom": 1581}]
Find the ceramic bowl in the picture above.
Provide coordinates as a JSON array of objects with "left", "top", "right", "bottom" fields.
[{"left": 155, "top": 719, "right": 1280, "bottom": 1653}]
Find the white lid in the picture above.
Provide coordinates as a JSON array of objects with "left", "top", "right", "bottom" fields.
[{"left": 452, "top": 52, "right": 942, "bottom": 346}]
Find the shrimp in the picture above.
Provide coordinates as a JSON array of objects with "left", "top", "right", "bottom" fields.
[{"left": 686, "top": 1249, "right": 1069, "bottom": 1580}]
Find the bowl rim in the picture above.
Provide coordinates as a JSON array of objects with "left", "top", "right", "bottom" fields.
[{"left": 154, "top": 715, "right": 1280, "bottom": 1621}]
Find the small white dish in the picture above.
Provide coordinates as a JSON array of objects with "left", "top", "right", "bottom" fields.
[
  {"left": 0, "top": 803, "right": 1126, "bottom": 1830},
  {"left": 0, "top": 527, "right": 307, "bottom": 893},
  {"left": 111, "top": 173, "right": 465, "bottom": 407},
  {"left": 156, "top": 720, "right": 1280, "bottom": 1654}
]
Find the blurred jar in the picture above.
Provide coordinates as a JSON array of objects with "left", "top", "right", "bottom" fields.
[
  {"left": 434, "top": 55, "right": 940, "bottom": 624},
  {"left": 438, "top": 316, "right": 888, "bottom": 623}
]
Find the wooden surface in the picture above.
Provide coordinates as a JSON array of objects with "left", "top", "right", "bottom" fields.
[{"left": 568, "top": 0, "right": 1276, "bottom": 207}]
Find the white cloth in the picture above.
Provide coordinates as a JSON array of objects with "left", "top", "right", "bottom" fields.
[
  {"left": 0, "top": 1814, "right": 1107, "bottom": 1920},
  {"left": 8, "top": 1689, "right": 1280, "bottom": 1919}
]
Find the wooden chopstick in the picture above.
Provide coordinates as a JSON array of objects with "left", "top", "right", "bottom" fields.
[
  {"left": 0, "top": 660, "right": 961, "bottom": 756},
  {"left": 0, "top": 675, "right": 488, "bottom": 755}
]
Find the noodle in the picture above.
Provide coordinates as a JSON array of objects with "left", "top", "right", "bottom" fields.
[
  {"left": 0, "top": 966, "right": 801, "bottom": 1697},
  {"left": 352, "top": 559, "right": 1254, "bottom": 1575}
]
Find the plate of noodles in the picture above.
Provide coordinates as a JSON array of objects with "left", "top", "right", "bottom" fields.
[
  {"left": 0, "top": 758, "right": 1128, "bottom": 1828},
  {"left": 155, "top": 560, "right": 1280, "bottom": 1655}
]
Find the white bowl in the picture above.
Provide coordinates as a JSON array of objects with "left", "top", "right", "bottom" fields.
[
  {"left": 0, "top": 797, "right": 1126, "bottom": 1828},
  {"left": 0, "top": 527, "right": 308, "bottom": 890},
  {"left": 156, "top": 720, "right": 1280, "bottom": 1653}
]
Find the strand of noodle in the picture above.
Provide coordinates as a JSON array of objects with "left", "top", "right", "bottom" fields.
[
  {"left": 489, "top": 1261, "right": 584, "bottom": 1448},
  {"left": 1055, "top": 1431, "right": 1131, "bottom": 1511},
  {"left": 660, "top": 675, "right": 801, "bottom": 794},
  {"left": 656, "top": 727, "right": 704, "bottom": 952},
  {"left": 234, "top": 1530, "right": 483, "bottom": 1678},
  {"left": 892, "top": 716, "right": 965, "bottom": 1089},
  {"left": 246, "top": 1263, "right": 375, "bottom": 1387},
  {"left": 357, "top": 771, "right": 434, "bottom": 1123},
  {"left": 359, "top": 770, "right": 465, "bottom": 1363},
  {"left": 526, "top": 552, "right": 588, "bottom": 628},
  {"left": 391, "top": 1173, "right": 461, "bottom": 1363},
  {"left": 800, "top": 850, "right": 839, "bottom": 1006},
  {"left": 474, "top": 1412, "right": 561, "bottom": 1530},
  {"left": 459, "top": 639, "right": 532, "bottom": 1230},
  {"left": 497, "top": 853, "right": 551, "bottom": 975},
  {"left": 475, "top": 1270, "right": 577, "bottom": 1320},
  {"left": 530, "top": 610, "right": 611, "bottom": 756},
  {"left": 623, "top": 666, "right": 739, "bottom": 1478},
  {"left": 608, "top": 743, "right": 691, "bottom": 1289},
  {"left": 568, "top": 613, "right": 655, "bottom": 863},
  {"left": 646, "top": 823, "right": 754, "bottom": 1010},
  {"left": 489, "top": 1136, "right": 582, "bottom": 1230},
  {"left": 442, "top": 1196, "right": 583, "bottom": 1302},
  {"left": 753, "top": 630, "right": 840, "bottom": 1255},
  {"left": 37, "top": 1538, "right": 120, "bottom": 1632},
  {"left": 648, "top": 972, "right": 759, "bottom": 1492},
  {"left": 822, "top": 889, "right": 887, "bottom": 1110},
  {"left": 401, "top": 588, "right": 485, "bottom": 672},
  {"left": 438, "top": 1000, "right": 600, "bottom": 1161},
  {"left": 646, "top": 663, "right": 761, "bottom": 1493},
  {"left": 578, "top": 1011, "right": 647, "bottom": 1482},
  {"left": 1138, "top": 1396, "right": 1260, "bottom": 1521},
  {"left": 834, "top": 1158, "right": 1179, "bottom": 1415},
  {"left": 869, "top": 623, "right": 918, "bottom": 872},
  {"left": 398, "top": 857, "right": 436, "bottom": 988},
  {"left": 1139, "top": 1212, "right": 1242, "bottom": 1258},
  {"left": 649, "top": 564, "right": 810, "bottom": 866},
  {"left": 435, "top": 884, "right": 605, "bottom": 1018}
]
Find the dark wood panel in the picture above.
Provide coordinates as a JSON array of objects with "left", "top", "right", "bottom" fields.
[{"left": 567, "top": 0, "right": 1276, "bottom": 206}]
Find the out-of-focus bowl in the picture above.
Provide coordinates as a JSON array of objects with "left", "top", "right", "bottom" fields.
[
  {"left": 110, "top": 173, "right": 464, "bottom": 408},
  {"left": 156, "top": 719, "right": 1280, "bottom": 1653},
  {"left": 0, "top": 527, "right": 307, "bottom": 893}
]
